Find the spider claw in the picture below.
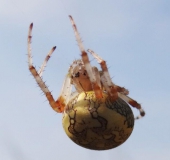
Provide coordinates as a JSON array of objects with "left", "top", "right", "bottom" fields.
[
  {"left": 53, "top": 46, "right": 57, "bottom": 50},
  {"left": 30, "top": 23, "right": 33, "bottom": 29}
]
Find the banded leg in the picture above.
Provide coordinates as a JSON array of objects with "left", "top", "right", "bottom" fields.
[
  {"left": 69, "top": 15, "right": 103, "bottom": 99},
  {"left": 114, "top": 85, "right": 129, "bottom": 95},
  {"left": 87, "top": 49, "right": 118, "bottom": 101},
  {"left": 118, "top": 93, "right": 145, "bottom": 119},
  {"left": 28, "top": 23, "right": 66, "bottom": 113},
  {"left": 38, "top": 46, "right": 56, "bottom": 77}
]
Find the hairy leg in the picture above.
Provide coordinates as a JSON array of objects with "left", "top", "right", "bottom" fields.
[
  {"left": 28, "top": 23, "right": 65, "bottom": 113},
  {"left": 118, "top": 93, "right": 145, "bottom": 119},
  {"left": 88, "top": 49, "right": 118, "bottom": 101},
  {"left": 69, "top": 16, "right": 103, "bottom": 99}
]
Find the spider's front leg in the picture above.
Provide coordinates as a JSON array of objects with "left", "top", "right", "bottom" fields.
[
  {"left": 87, "top": 49, "right": 118, "bottom": 101},
  {"left": 69, "top": 15, "right": 103, "bottom": 99},
  {"left": 28, "top": 23, "right": 70, "bottom": 113}
]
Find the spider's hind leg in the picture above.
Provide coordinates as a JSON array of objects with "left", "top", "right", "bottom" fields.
[
  {"left": 114, "top": 85, "right": 129, "bottom": 95},
  {"left": 118, "top": 93, "right": 145, "bottom": 119}
]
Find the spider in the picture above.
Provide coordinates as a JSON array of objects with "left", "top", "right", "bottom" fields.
[{"left": 27, "top": 15, "right": 145, "bottom": 150}]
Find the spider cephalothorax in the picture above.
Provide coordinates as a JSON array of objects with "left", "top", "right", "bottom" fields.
[{"left": 27, "top": 15, "right": 145, "bottom": 150}]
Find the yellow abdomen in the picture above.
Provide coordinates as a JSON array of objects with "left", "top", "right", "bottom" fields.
[{"left": 62, "top": 91, "right": 134, "bottom": 150}]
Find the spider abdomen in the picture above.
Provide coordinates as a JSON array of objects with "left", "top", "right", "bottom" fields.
[{"left": 62, "top": 91, "right": 134, "bottom": 150}]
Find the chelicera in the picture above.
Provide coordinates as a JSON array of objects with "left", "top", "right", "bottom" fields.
[{"left": 27, "top": 15, "right": 145, "bottom": 150}]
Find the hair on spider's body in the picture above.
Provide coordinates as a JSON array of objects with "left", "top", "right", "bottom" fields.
[{"left": 27, "top": 15, "right": 145, "bottom": 150}]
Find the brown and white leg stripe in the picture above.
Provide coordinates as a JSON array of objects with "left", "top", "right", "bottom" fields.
[
  {"left": 27, "top": 23, "right": 63, "bottom": 113},
  {"left": 38, "top": 46, "right": 56, "bottom": 77},
  {"left": 118, "top": 93, "right": 145, "bottom": 119},
  {"left": 114, "top": 85, "right": 129, "bottom": 95},
  {"left": 69, "top": 16, "right": 103, "bottom": 99},
  {"left": 88, "top": 49, "right": 118, "bottom": 100}
]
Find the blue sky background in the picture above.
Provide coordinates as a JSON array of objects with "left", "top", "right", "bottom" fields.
[{"left": 0, "top": 0, "right": 170, "bottom": 159}]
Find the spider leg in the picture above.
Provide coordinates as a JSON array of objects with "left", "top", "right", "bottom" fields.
[
  {"left": 27, "top": 23, "right": 65, "bottom": 113},
  {"left": 87, "top": 49, "right": 118, "bottom": 101},
  {"left": 69, "top": 15, "right": 103, "bottom": 99},
  {"left": 38, "top": 46, "right": 56, "bottom": 77},
  {"left": 118, "top": 93, "right": 145, "bottom": 119},
  {"left": 58, "top": 69, "right": 73, "bottom": 105},
  {"left": 92, "top": 67, "right": 102, "bottom": 89},
  {"left": 114, "top": 85, "right": 129, "bottom": 95}
]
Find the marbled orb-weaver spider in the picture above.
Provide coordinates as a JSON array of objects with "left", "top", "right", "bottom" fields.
[{"left": 27, "top": 15, "right": 145, "bottom": 150}]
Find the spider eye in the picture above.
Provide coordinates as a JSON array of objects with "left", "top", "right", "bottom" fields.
[{"left": 75, "top": 72, "right": 80, "bottom": 77}]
